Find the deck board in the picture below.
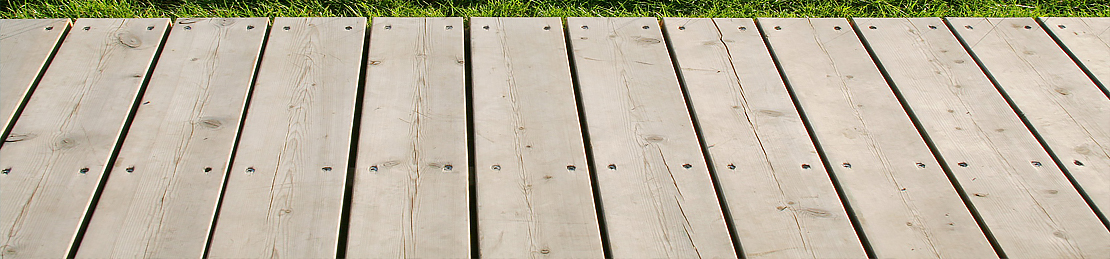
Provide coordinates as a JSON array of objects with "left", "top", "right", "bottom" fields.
[
  {"left": 0, "top": 18, "right": 169, "bottom": 257},
  {"left": 74, "top": 18, "right": 266, "bottom": 258},
  {"left": 759, "top": 18, "right": 996, "bottom": 257},
  {"left": 346, "top": 17, "right": 470, "bottom": 258},
  {"left": 859, "top": 17, "right": 1110, "bottom": 258},
  {"left": 565, "top": 17, "right": 736, "bottom": 258},
  {"left": 662, "top": 17, "right": 865, "bottom": 258},
  {"left": 1040, "top": 17, "right": 1110, "bottom": 95},
  {"left": 469, "top": 17, "right": 605, "bottom": 258},
  {"left": 0, "top": 19, "right": 70, "bottom": 140},
  {"left": 206, "top": 17, "right": 364, "bottom": 258},
  {"left": 947, "top": 17, "right": 1110, "bottom": 257}
]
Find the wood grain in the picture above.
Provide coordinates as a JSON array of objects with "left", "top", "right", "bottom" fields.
[
  {"left": 663, "top": 17, "right": 865, "bottom": 258},
  {"left": 566, "top": 17, "right": 737, "bottom": 258},
  {"left": 206, "top": 17, "right": 364, "bottom": 258},
  {"left": 470, "top": 17, "right": 604, "bottom": 258},
  {"left": 346, "top": 17, "right": 470, "bottom": 258},
  {"left": 1, "top": 19, "right": 70, "bottom": 139},
  {"left": 759, "top": 18, "right": 995, "bottom": 258},
  {"left": 947, "top": 17, "right": 1110, "bottom": 257},
  {"left": 0, "top": 18, "right": 169, "bottom": 258},
  {"left": 1040, "top": 17, "right": 1110, "bottom": 94},
  {"left": 74, "top": 18, "right": 266, "bottom": 258}
]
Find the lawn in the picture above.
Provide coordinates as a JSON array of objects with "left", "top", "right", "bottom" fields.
[{"left": 2, "top": 0, "right": 1108, "bottom": 19}]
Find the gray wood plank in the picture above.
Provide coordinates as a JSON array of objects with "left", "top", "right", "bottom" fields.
[
  {"left": 1041, "top": 17, "right": 1110, "bottom": 94},
  {"left": 0, "top": 18, "right": 169, "bottom": 258},
  {"left": 566, "top": 17, "right": 736, "bottom": 258},
  {"left": 860, "top": 17, "right": 1110, "bottom": 258},
  {"left": 346, "top": 17, "right": 470, "bottom": 258},
  {"left": 946, "top": 17, "right": 1110, "bottom": 256},
  {"left": 469, "top": 17, "right": 604, "bottom": 258},
  {"left": 206, "top": 17, "right": 364, "bottom": 258},
  {"left": 662, "top": 17, "right": 865, "bottom": 258},
  {"left": 759, "top": 18, "right": 996, "bottom": 258},
  {"left": 74, "top": 18, "right": 266, "bottom": 258},
  {"left": 1, "top": 19, "right": 70, "bottom": 139}
]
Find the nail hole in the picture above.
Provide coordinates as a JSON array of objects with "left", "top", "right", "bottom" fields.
[
  {"left": 369, "top": 166, "right": 378, "bottom": 172},
  {"left": 246, "top": 167, "right": 255, "bottom": 173},
  {"left": 1, "top": 168, "right": 9, "bottom": 174},
  {"left": 642, "top": 25, "right": 649, "bottom": 29},
  {"left": 567, "top": 165, "right": 576, "bottom": 171},
  {"left": 322, "top": 167, "right": 332, "bottom": 171},
  {"left": 581, "top": 25, "right": 588, "bottom": 29},
  {"left": 682, "top": 164, "right": 692, "bottom": 169},
  {"left": 801, "top": 164, "right": 811, "bottom": 169},
  {"left": 727, "top": 164, "right": 736, "bottom": 170},
  {"left": 384, "top": 25, "right": 391, "bottom": 30},
  {"left": 543, "top": 26, "right": 550, "bottom": 30},
  {"left": 282, "top": 26, "right": 290, "bottom": 30},
  {"left": 1058, "top": 24, "right": 1066, "bottom": 29},
  {"left": 126, "top": 166, "right": 135, "bottom": 173},
  {"left": 204, "top": 167, "right": 213, "bottom": 172},
  {"left": 345, "top": 26, "right": 352, "bottom": 30},
  {"left": 1031, "top": 161, "right": 1042, "bottom": 167},
  {"left": 1073, "top": 160, "right": 1084, "bottom": 166},
  {"left": 45, "top": 26, "right": 53, "bottom": 30},
  {"left": 965, "top": 25, "right": 973, "bottom": 29},
  {"left": 834, "top": 26, "right": 841, "bottom": 30},
  {"left": 184, "top": 26, "right": 191, "bottom": 30},
  {"left": 842, "top": 163, "right": 851, "bottom": 168},
  {"left": 492, "top": 165, "right": 501, "bottom": 170},
  {"left": 608, "top": 164, "right": 616, "bottom": 170},
  {"left": 444, "top": 164, "right": 453, "bottom": 171},
  {"left": 482, "top": 25, "right": 489, "bottom": 30},
  {"left": 958, "top": 162, "right": 968, "bottom": 167},
  {"left": 774, "top": 26, "right": 781, "bottom": 30},
  {"left": 678, "top": 26, "right": 685, "bottom": 30},
  {"left": 868, "top": 26, "right": 877, "bottom": 29},
  {"left": 83, "top": 26, "right": 91, "bottom": 30},
  {"left": 445, "top": 25, "right": 453, "bottom": 30},
  {"left": 247, "top": 25, "right": 254, "bottom": 30},
  {"left": 1024, "top": 25, "right": 1032, "bottom": 29},
  {"left": 916, "top": 163, "right": 926, "bottom": 168},
  {"left": 147, "top": 26, "right": 154, "bottom": 30},
  {"left": 928, "top": 25, "right": 937, "bottom": 29},
  {"left": 80, "top": 168, "right": 90, "bottom": 174}
]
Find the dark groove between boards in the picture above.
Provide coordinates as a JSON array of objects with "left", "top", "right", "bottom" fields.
[
  {"left": 1035, "top": 18, "right": 1110, "bottom": 99},
  {"left": 1, "top": 19, "right": 71, "bottom": 150},
  {"left": 335, "top": 19, "right": 371, "bottom": 259},
  {"left": 67, "top": 21, "right": 173, "bottom": 259},
  {"left": 562, "top": 17, "right": 614, "bottom": 259},
  {"left": 203, "top": 19, "right": 272, "bottom": 259},
  {"left": 943, "top": 18, "right": 1110, "bottom": 232},
  {"left": 848, "top": 18, "right": 1006, "bottom": 257},
  {"left": 464, "top": 18, "right": 481, "bottom": 259},
  {"left": 753, "top": 18, "right": 877, "bottom": 259},
  {"left": 658, "top": 18, "right": 745, "bottom": 258}
]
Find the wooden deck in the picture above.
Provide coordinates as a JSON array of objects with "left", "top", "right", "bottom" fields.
[{"left": 1, "top": 17, "right": 1107, "bottom": 258}]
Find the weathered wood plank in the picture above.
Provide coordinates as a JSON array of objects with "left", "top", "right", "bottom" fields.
[
  {"left": 207, "top": 17, "right": 364, "bottom": 258},
  {"left": 74, "top": 18, "right": 266, "bottom": 258},
  {"left": 565, "top": 17, "right": 736, "bottom": 258},
  {"left": 759, "top": 18, "right": 995, "bottom": 257},
  {"left": 860, "top": 17, "right": 1110, "bottom": 258},
  {"left": 1040, "top": 17, "right": 1110, "bottom": 94},
  {"left": 346, "top": 17, "right": 470, "bottom": 258},
  {"left": 946, "top": 17, "right": 1110, "bottom": 256},
  {"left": 1, "top": 19, "right": 70, "bottom": 139},
  {"left": 470, "top": 17, "right": 604, "bottom": 258},
  {"left": 662, "top": 17, "right": 865, "bottom": 258},
  {"left": 0, "top": 18, "right": 169, "bottom": 258}
]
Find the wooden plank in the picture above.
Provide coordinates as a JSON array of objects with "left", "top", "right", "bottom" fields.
[
  {"left": 1040, "top": 17, "right": 1110, "bottom": 94},
  {"left": 759, "top": 18, "right": 995, "bottom": 257},
  {"left": 346, "top": 17, "right": 469, "bottom": 257},
  {"left": 948, "top": 17, "right": 1110, "bottom": 222},
  {"left": 469, "top": 17, "right": 604, "bottom": 258},
  {"left": 565, "top": 17, "right": 736, "bottom": 257},
  {"left": 662, "top": 17, "right": 865, "bottom": 258},
  {"left": 206, "top": 17, "right": 364, "bottom": 258},
  {"left": 859, "top": 17, "right": 1110, "bottom": 258},
  {"left": 0, "top": 18, "right": 169, "bottom": 258},
  {"left": 73, "top": 18, "right": 266, "bottom": 258},
  {"left": 1, "top": 19, "right": 70, "bottom": 139}
]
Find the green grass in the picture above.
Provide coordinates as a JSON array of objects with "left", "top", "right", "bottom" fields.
[{"left": 3, "top": 0, "right": 1109, "bottom": 19}]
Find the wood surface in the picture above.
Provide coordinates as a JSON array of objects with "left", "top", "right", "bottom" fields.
[
  {"left": 759, "top": 18, "right": 996, "bottom": 258},
  {"left": 0, "top": 18, "right": 169, "bottom": 258},
  {"left": 947, "top": 17, "right": 1110, "bottom": 257},
  {"left": 469, "top": 17, "right": 604, "bottom": 258},
  {"left": 565, "top": 17, "right": 737, "bottom": 258},
  {"left": 74, "top": 18, "right": 266, "bottom": 258},
  {"left": 206, "top": 17, "right": 364, "bottom": 258},
  {"left": 663, "top": 17, "right": 866, "bottom": 258},
  {"left": 346, "top": 17, "right": 471, "bottom": 258},
  {"left": 1, "top": 19, "right": 70, "bottom": 139},
  {"left": 1040, "top": 17, "right": 1110, "bottom": 94}
]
